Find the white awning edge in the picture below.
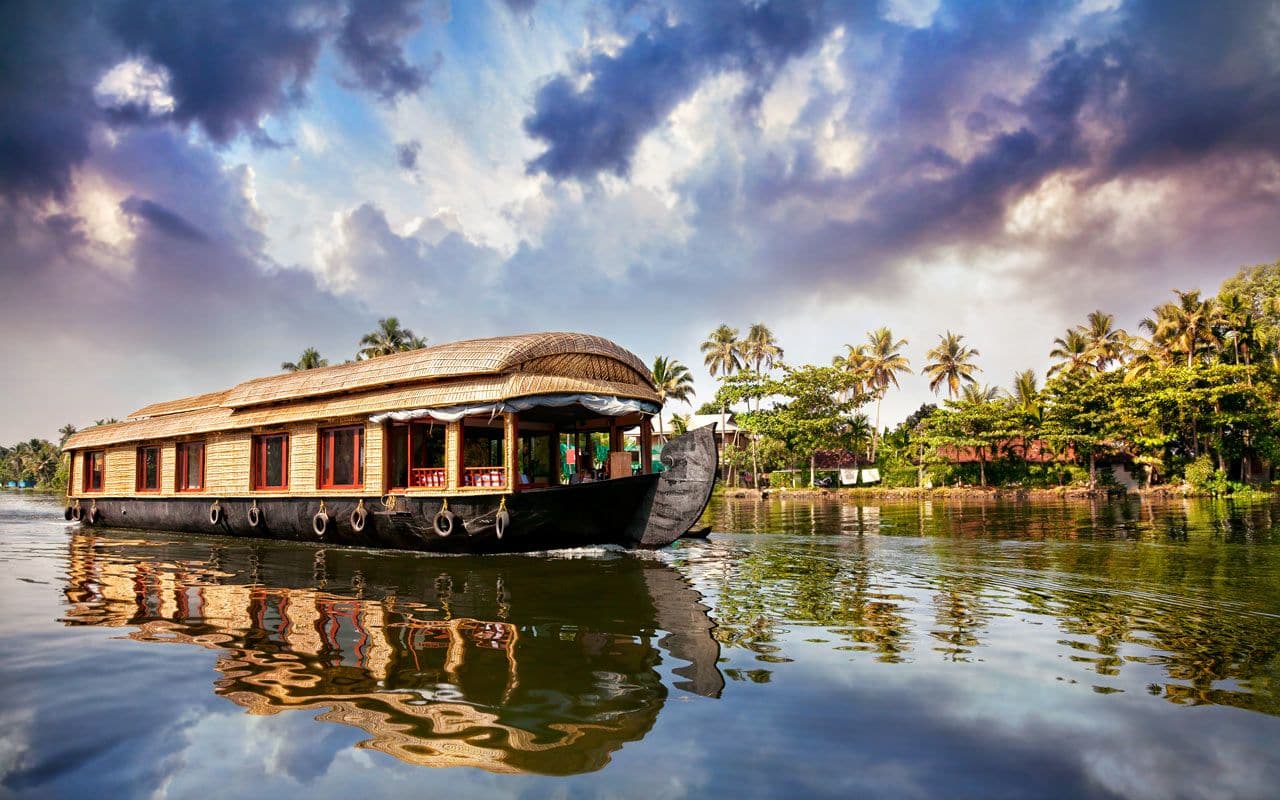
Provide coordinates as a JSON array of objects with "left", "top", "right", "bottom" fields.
[{"left": 369, "top": 394, "right": 660, "bottom": 425}]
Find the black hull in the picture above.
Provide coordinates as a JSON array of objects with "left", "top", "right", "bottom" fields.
[{"left": 72, "top": 427, "right": 719, "bottom": 553}]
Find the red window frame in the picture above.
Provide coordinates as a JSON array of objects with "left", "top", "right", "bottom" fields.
[
  {"left": 82, "top": 451, "right": 104, "bottom": 493},
  {"left": 135, "top": 446, "right": 161, "bottom": 492},
  {"left": 251, "top": 433, "right": 290, "bottom": 490},
  {"left": 176, "top": 441, "right": 205, "bottom": 492},
  {"left": 318, "top": 425, "right": 364, "bottom": 490}
]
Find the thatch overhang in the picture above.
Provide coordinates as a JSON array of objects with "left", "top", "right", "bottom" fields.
[{"left": 65, "top": 332, "right": 658, "bottom": 450}]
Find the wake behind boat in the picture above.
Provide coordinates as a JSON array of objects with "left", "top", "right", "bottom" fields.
[{"left": 61, "top": 332, "right": 717, "bottom": 552}]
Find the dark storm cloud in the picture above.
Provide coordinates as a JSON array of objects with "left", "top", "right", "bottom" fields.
[
  {"left": 0, "top": 0, "right": 437, "bottom": 202},
  {"left": 105, "top": 0, "right": 332, "bottom": 143},
  {"left": 0, "top": 2, "right": 109, "bottom": 200},
  {"left": 120, "top": 196, "right": 209, "bottom": 243},
  {"left": 335, "top": 0, "right": 438, "bottom": 102},
  {"left": 523, "top": 0, "right": 827, "bottom": 180}
]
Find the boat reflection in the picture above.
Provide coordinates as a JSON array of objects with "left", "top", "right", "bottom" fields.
[{"left": 61, "top": 531, "right": 723, "bottom": 775}]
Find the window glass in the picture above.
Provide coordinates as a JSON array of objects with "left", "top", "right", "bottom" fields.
[
  {"left": 84, "top": 451, "right": 104, "bottom": 492},
  {"left": 265, "top": 436, "right": 284, "bottom": 487},
  {"left": 320, "top": 427, "right": 363, "bottom": 488},
  {"left": 178, "top": 442, "right": 204, "bottom": 491},
  {"left": 519, "top": 434, "right": 553, "bottom": 483},
  {"left": 137, "top": 447, "right": 159, "bottom": 491}
]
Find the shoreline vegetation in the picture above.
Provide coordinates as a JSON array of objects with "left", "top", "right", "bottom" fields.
[
  {"left": 671, "top": 258, "right": 1280, "bottom": 500},
  {"left": 16, "top": 260, "right": 1280, "bottom": 502}
]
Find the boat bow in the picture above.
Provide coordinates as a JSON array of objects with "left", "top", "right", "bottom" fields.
[{"left": 626, "top": 424, "right": 719, "bottom": 548}]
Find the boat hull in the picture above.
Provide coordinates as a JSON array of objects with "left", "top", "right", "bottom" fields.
[{"left": 70, "top": 427, "right": 719, "bottom": 553}]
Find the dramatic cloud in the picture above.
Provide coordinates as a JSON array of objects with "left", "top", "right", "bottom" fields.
[
  {"left": 336, "top": 0, "right": 440, "bottom": 101},
  {"left": 2, "top": 0, "right": 1278, "bottom": 440},
  {"left": 523, "top": 0, "right": 826, "bottom": 180}
]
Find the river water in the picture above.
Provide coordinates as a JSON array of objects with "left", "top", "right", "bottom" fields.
[{"left": 2, "top": 492, "right": 1279, "bottom": 799}]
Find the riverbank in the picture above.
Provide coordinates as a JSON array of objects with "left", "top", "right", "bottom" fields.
[{"left": 720, "top": 485, "right": 1277, "bottom": 501}]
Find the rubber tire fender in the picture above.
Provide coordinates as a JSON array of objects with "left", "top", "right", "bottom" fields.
[
  {"left": 495, "top": 509, "right": 511, "bottom": 540},
  {"left": 350, "top": 507, "right": 367, "bottom": 533},
  {"left": 247, "top": 506, "right": 262, "bottom": 528},
  {"left": 313, "top": 512, "right": 329, "bottom": 538},
  {"left": 433, "top": 509, "right": 456, "bottom": 537},
  {"left": 208, "top": 503, "right": 222, "bottom": 525}
]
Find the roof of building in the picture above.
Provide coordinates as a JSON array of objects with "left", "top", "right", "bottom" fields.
[{"left": 66, "top": 332, "right": 657, "bottom": 450}]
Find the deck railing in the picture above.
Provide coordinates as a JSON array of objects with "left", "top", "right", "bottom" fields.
[
  {"left": 463, "top": 467, "right": 506, "bottom": 487},
  {"left": 410, "top": 467, "right": 447, "bottom": 488}
]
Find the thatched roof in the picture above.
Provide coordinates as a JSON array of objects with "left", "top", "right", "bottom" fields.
[{"left": 66, "top": 332, "right": 657, "bottom": 450}]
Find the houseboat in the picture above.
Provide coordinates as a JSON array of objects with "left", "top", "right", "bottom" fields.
[{"left": 62, "top": 332, "right": 717, "bottom": 552}]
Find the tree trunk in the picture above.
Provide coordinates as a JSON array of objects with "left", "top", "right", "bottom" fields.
[
  {"left": 979, "top": 449, "right": 986, "bottom": 487},
  {"left": 810, "top": 454, "right": 816, "bottom": 488},
  {"left": 872, "top": 395, "right": 882, "bottom": 462},
  {"left": 1089, "top": 451, "right": 1097, "bottom": 489}
]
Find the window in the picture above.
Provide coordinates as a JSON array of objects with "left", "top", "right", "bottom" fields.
[
  {"left": 461, "top": 418, "right": 506, "bottom": 487},
  {"left": 136, "top": 446, "right": 160, "bottom": 492},
  {"left": 386, "top": 422, "right": 446, "bottom": 489},
  {"left": 518, "top": 432, "right": 554, "bottom": 486},
  {"left": 319, "top": 426, "right": 364, "bottom": 489},
  {"left": 176, "top": 441, "right": 205, "bottom": 492},
  {"left": 251, "top": 433, "right": 289, "bottom": 490},
  {"left": 82, "top": 451, "right": 104, "bottom": 493}
]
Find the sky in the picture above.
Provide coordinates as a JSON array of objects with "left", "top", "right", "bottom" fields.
[{"left": 1, "top": 0, "right": 1278, "bottom": 443}]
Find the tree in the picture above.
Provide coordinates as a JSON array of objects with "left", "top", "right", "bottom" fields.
[
  {"left": 741, "top": 324, "right": 784, "bottom": 378},
  {"left": 281, "top": 347, "right": 329, "bottom": 372},
  {"left": 358, "top": 317, "right": 426, "bottom": 360},
  {"left": 700, "top": 325, "right": 744, "bottom": 469},
  {"left": 57, "top": 424, "right": 77, "bottom": 448},
  {"left": 744, "top": 365, "right": 870, "bottom": 487},
  {"left": 1083, "top": 310, "right": 1128, "bottom": 370},
  {"left": 1048, "top": 328, "right": 1093, "bottom": 376},
  {"left": 651, "top": 356, "right": 695, "bottom": 438},
  {"left": 1146, "top": 290, "right": 1223, "bottom": 368},
  {"left": 863, "top": 327, "right": 911, "bottom": 461},
  {"left": 924, "top": 332, "right": 981, "bottom": 399},
  {"left": 1041, "top": 371, "right": 1124, "bottom": 487},
  {"left": 922, "top": 393, "right": 1017, "bottom": 487}
]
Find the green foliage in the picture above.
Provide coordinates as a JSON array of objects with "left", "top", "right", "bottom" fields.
[
  {"left": 0, "top": 438, "right": 64, "bottom": 490},
  {"left": 1184, "top": 455, "right": 1222, "bottom": 494}
]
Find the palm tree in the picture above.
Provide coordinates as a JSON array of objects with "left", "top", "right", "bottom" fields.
[
  {"left": 1009, "top": 369, "right": 1041, "bottom": 418},
  {"left": 924, "top": 332, "right": 981, "bottom": 399},
  {"left": 700, "top": 325, "right": 743, "bottom": 378},
  {"left": 670, "top": 414, "right": 691, "bottom": 436},
  {"left": 1149, "top": 290, "right": 1222, "bottom": 367},
  {"left": 863, "top": 327, "right": 911, "bottom": 461},
  {"left": 281, "top": 347, "right": 329, "bottom": 372},
  {"left": 835, "top": 343, "right": 872, "bottom": 400},
  {"left": 57, "top": 424, "right": 77, "bottom": 449},
  {"left": 741, "top": 324, "right": 783, "bottom": 377},
  {"left": 1048, "top": 328, "right": 1092, "bottom": 377},
  {"left": 1007, "top": 369, "right": 1042, "bottom": 470},
  {"left": 651, "top": 356, "right": 695, "bottom": 438},
  {"left": 1217, "top": 292, "right": 1257, "bottom": 377},
  {"left": 960, "top": 383, "right": 1000, "bottom": 404},
  {"left": 1082, "top": 310, "right": 1127, "bottom": 370},
  {"left": 700, "top": 325, "right": 743, "bottom": 470},
  {"left": 357, "top": 317, "right": 427, "bottom": 360}
]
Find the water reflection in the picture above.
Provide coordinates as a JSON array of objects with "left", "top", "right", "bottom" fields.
[
  {"left": 687, "top": 496, "right": 1280, "bottom": 712},
  {"left": 61, "top": 531, "right": 723, "bottom": 775}
]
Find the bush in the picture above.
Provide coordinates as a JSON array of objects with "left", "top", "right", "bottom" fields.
[{"left": 1183, "top": 454, "right": 1229, "bottom": 495}]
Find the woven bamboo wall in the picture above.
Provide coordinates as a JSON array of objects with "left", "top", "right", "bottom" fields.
[
  {"left": 103, "top": 447, "right": 134, "bottom": 495},
  {"left": 365, "top": 423, "right": 384, "bottom": 495},
  {"left": 160, "top": 443, "right": 176, "bottom": 494},
  {"left": 290, "top": 423, "right": 317, "bottom": 493},
  {"left": 445, "top": 423, "right": 460, "bottom": 491},
  {"left": 68, "top": 420, "right": 387, "bottom": 498},
  {"left": 206, "top": 431, "right": 251, "bottom": 495}
]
